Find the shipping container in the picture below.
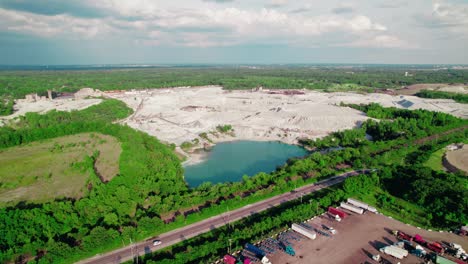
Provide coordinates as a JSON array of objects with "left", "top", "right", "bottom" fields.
[
  {"left": 292, "top": 223, "right": 317, "bottom": 240},
  {"left": 340, "top": 202, "right": 364, "bottom": 214},
  {"left": 328, "top": 207, "right": 347, "bottom": 219}
]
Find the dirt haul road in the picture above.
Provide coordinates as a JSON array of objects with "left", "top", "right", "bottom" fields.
[{"left": 76, "top": 170, "right": 367, "bottom": 264}]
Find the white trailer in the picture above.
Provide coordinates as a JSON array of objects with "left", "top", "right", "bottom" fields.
[
  {"left": 347, "top": 198, "right": 369, "bottom": 209},
  {"left": 379, "top": 246, "right": 408, "bottom": 259},
  {"left": 367, "top": 206, "right": 378, "bottom": 213},
  {"left": 347, "top": 198, "right": 378, "bottom": 213},
  {"left": 340, "top": 202, "right": 364, "bottom": 214},
  {"left": 292, "top": 223, "right": 317, "bottom": 240}
]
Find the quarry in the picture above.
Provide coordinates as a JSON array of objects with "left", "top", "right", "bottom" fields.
[
  {"left": 2, "top": 86, "right": 467, "bottom": 163},
  {"left": 104, "top": 86, "right": 467, "bottom": 163}
]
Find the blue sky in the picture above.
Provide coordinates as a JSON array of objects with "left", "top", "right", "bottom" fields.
[{"left": 0, "top": 0, "right": 467, "bottom": 65}]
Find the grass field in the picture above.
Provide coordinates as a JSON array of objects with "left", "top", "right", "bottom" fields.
[
  {"left": 424, "top": 147, "right": 446, "bottom": 171},
  {"left": 0, "top": 133, "right": 121, "bottom": 206}
]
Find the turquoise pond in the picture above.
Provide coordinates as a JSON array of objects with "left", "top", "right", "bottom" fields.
[{"left": 183, "top": 141, "right": 309, "bottom": 187}]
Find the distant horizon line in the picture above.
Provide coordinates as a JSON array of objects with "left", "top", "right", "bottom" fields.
[
  {"left": 1, "top": 63, "right": 468, "bottom": 67},
  {"left": 0, "top": 63, "right": 467, "bottom": 72}
]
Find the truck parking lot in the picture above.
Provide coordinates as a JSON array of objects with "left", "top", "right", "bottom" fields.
[{"left": 267, "top": 212, "right": 467, "bottom": 264}]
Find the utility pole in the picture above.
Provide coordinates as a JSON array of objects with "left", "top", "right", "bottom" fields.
[
  {"left": 228, "top": 238, "right": 232, "bottom": 254},
  {"left": 226, "top": 206, "right": 230, "bottom": 228},
  {"left": 130, "top": 238, "right": 138, "bottom": 264},
  {"left": 129, "top": 238, "right": 134, "bottom": 264},
  {"left": 300, "top": 192, "right": 303, "bottom": 203}
]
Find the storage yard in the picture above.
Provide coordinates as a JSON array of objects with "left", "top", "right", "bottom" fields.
[{"left": 222, "top": 200, "right": 468, "bottom": 264}]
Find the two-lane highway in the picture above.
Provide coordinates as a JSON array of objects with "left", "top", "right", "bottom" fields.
[{"left": 77, "top": 170, "right": 366, "bottom": 264}]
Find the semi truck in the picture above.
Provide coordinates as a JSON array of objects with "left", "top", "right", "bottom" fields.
[
  {"left": 223, "top": 255, "right": 236, "bottom": 264},
  {"left": 428, "top": 242, "right": 445, "bottom": 254},
  {"left": 379, "top": 245, "right": 408, "bottom": 259},
  {"left": 340, "top": 202, "right": 364, "bottom": 214},
  {"left": 394, "top": 230, "right": 413, "bottom": 241},
  {"left": 291, "top": 223, "right": 317, "bottom": 240},
  {"left": 328, "top": 207, "right": 347, "bottom": 219},
  {"left": 414, "top": 234, "right": 426, "bottom": 245}
]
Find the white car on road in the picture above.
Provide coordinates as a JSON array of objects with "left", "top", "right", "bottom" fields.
[{"left": 152, "top": 240, "right": 162, "bottom": 246}]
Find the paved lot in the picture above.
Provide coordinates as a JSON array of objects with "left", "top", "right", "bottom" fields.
[{"left": 269, "top": 212, "right": 467, "bottom": 264}]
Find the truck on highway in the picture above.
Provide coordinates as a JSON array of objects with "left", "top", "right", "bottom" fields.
[
  {"left": 379, "top": 245, "right": 408, "bottom": 259},
  {"left": 340, "top": 202, "right": 364, "bottom": 214},
  {"left": 328, "top": 207, "right": 346, "bottom": 220},
  {"left": 291, "top": 223, "right": 317, "bottom": 240}
]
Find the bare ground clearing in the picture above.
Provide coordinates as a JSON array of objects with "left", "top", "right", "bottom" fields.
[
  {"left": 444, "top": 145, "right": 468, "bottom": 174},
  {"left": 268, "top": 213, "right": 467, "bottom": 264},
  {"left": 396, "top": 83, "right": 468, "bottom": 96},
  {"left": 0, "top": 133, "right": 121, "bottom": 205},
  {"left": 0, "top": 98, "right": 102, "bottom": 123}
]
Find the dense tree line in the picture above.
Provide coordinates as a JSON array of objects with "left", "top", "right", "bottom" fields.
[
  {"left": 379, "top": 164, "right": 467, "bottom": 227},
  {"left": 416, "top": 89, "right": 468, "bottom": 104},
  {"left": 1, "top": 67, "right": 467, "bottom": 101}
]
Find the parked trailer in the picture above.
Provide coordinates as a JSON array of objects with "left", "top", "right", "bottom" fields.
[
  {"left": 292, "top": 223, "right": 317, "bottom": 240},
  {"left": 347, "top": 198, "right": 370, "bottom": 209},
  {"left": 435, "top": 255, "right": 457, "bottom": 264},
  {"left": 328, "top": 207, "right": 347, "bottom": 219},
  {"left": 380, "top": 246, "right": 408, "bottom": 259},
  {"left": 388, "top": 245, "right": 408, "bottom": 257},
  {"left": 340, "top": 202, "right": 364, "bottom": 214},
  {"left": 367, "top": 206, "right": 378, "bottom": 213},
  {"left": 223, "top": 255, "right": 236, "bottom": 264},
  {"left": 245, "top": 243, "right": 265, "bottom": 258}
]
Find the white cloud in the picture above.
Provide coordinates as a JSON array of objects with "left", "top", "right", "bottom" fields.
[
  {"left": 267, "top": 0, "right": 288, "bottom": 8},
  {"left": 430, "top": 1, "right": 468, "bottom": 33},
  {"left": 345, "top": 34, "right": 415, "bottom": 49},
  {"left": 0, "top": 3, "right": 406, "bottom": 49},
  {"left": 0, "top": 8, "right": 110, "bottom": 38}
]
